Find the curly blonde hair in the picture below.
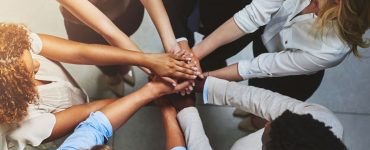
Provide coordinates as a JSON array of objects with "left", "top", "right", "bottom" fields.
[
  {"left": 0, "top": 23, "right": 38, "bottom": 124},
  {"left": 315, "top": 0, "right": 370, "bottom": 57}
]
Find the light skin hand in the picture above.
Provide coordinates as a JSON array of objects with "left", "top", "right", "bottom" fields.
[
  {"left": 148, "top": 76, "right": 191, "bottom": 96},
  {"left": 176, "top": 40, "right": 204, "bottom": 95}
]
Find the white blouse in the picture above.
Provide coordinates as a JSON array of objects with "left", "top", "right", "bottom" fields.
[
  {"left": 234, "top": 0, "right": 350, "bottom": 79},
  {"left": 1, "top": 33, "right": 87, "bottom": 150}
]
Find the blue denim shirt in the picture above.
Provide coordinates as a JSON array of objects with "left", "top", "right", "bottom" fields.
[{"left": 57, "top": 111, "right": 113, "bottom": 150}]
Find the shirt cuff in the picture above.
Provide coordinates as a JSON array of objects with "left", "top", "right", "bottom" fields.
[
  {"left": 29, "top": 32, "right": 43, "bottom": 54},
  {"left": 238, "top": 60, "right": 272, "bottom": 79},
  {"left": 233, "top": 7, "right": 259, "bottom": 33},
  {"left": 176, "top": 37, "right": 188, "bottom": 42},
  {"left": 237, "top": 60, "right": 252, "bottom": 80},
  {"left": 171, "top": 146, "right": 187, "bottom": 150},
  {"left": 83, "top": 111, "right": 113, "bottom": 141},
  {"left": 202, "top": 78, "right": 210, "bottom": 104}
]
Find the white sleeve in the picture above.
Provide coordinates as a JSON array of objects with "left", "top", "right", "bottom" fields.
[
  {"left": 29, "top": 32, "right": 43, "bottom": 54},
  {"left": 237, "top": 50, "right": 348, "bottom": 79},
  {"left": 0, "top": 126, "right": 9, "bottom": 150},
  {"left": 233, "top": 0, "right": 284, "bottom": 33},
  {"left": 177, "top": 107, "right": 212, "bottom": 150},
  {"left": 206, "top": 77, "right": 343, "bottom": 139}
]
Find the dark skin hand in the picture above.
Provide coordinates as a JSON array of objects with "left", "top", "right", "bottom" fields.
[{"left": 193, "top": 77, "right": 207, "bottom": 93}]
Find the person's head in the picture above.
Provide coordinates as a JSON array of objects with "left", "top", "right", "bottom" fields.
[
  {"left": 0, "top": 23, "right": 39, "bottom": 125},
  {"left": 90, "top": 145, "right": 112, "bottom": 150},
  {"left": 261, "top": 110, "right": 347, "bottom": 150},
  {"left": 315, "top": 0, "right": 370, "bottom": 57}
]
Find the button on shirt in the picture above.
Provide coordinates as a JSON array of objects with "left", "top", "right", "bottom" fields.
[{"left": 233, "top": 0, "right": 350, "bottom": 79}]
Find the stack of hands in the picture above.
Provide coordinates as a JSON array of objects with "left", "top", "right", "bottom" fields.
[{"left": 146, "top": 41, "right": 205, "bottom": 97}]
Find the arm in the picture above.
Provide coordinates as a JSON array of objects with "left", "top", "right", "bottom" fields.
[
  {"left": 162, "top": 0, "right": 197, "bottom": 40},
  {"left": 38, "top": 34, "right": 197, "bottom": 79},
  {"left": 169, "top": 94, "right": 212, "bottom": 150},
  {"left": 140, "top": 0, "right": 179, "bottom": 53},
  {"left": 203, "top": 77, "right": 343, "bottom": 138},
  {"left": 156, "top": 99, "right": 186, "bottom": 150},
  {"left": 101, "top": 76, "right": 191, "bottom": 129},
  {"left": 208, "top": 49, "right": 347, "bottom": 80},
  {"left": 177, "top": 107, "right": 212, "bottom": 150},
  {"left": 57, "top": 0, "right": 139, "bottom": 51},
  {"left": 58, "top": 77, "right": 191, "bottom": 149},
  {"left": 205, "top": 64, "right": 242, "bottom": 81},
  {"left": 193, "top": 0, "right": 284, "bottom": 60}
]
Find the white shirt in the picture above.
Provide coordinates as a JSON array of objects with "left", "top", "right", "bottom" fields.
[
  {"left": 234, "top": 0, "right": 350, "bottom": 79},
  {"left": 177, "top": 77, "right": 343, "bottom": 150}
]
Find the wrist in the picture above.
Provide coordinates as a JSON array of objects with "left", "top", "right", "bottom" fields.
[
  {"left": 141, "top": 53, "right": 154, "bottom": 69},
  {"left": 144, "top": 82, "right": 163, "bottom": 98},
  {"left": 192, "top": 44, "right": 203, "bottom": 59}
]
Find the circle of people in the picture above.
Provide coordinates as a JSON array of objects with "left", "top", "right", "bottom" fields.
[{"left": 1, "top": 0, "right": 369, "bottom": 150}]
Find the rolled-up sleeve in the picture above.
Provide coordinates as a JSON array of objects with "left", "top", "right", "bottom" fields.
[
  {"left": 29, "top": 32, "right": 43, "bottom": 54},
  {"left": 237, "top": 50, "right": 349, "bottom": 79},
  {"left": 177, "top": 107, "right": 212, "bottom": 150},
  {"left": 57, "top": 111, "right": 113, "bottom": 150},
  {"left": 233, "top": 0, "right": 284, "bottom": 33},
  {"left": 206, "top": 77, "right": 343, "bottom": 139}
]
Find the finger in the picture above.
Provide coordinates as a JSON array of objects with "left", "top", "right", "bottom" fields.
[
  {"left": 175, "top": 49, "right": 186, "bottom": 57},
  {"left": 176, "top": 82, "right": 191, "bottom": 92},
  {"left": 173, "top": 54, "right": 192, "bottom": 62},
  {"left": 175, "top": 61, "right": 197, "bottom": 71},
  {"left": 161, "top": 77, "right": 178, "bottom": 87},
  {"left": 173, "top": 72, "right": 197, "bottom": 80},
  {"left": 176, "top": 66, "right": 197, "bottom": 76}
]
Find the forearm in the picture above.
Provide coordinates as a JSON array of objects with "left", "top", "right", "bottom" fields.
[
  {"left": 75, "top": 44, "right": 151, "bottom": 67},
  {"left": 100, "top": 84, "right": 160, "bottom": 130},
  {"left": 193, "top": 18, "right": 246, "bottom": 59},
  {"left": 160, "top": 109, "right": 186, "bottom": 150},
  {"left": 140, "top": 0, "right": 178, "bottom": 53},
  {"left": 58, "top": 0, "right": 140, "bottom": 51},
  {"left": 177, "top": 107, "right": 212, "bottom": 150},
  {"left": 39, "top": 34, "right": 153, "bottom": 68},
  {"left": 205, "top": 77, "right": 309, "bottom": 121},
  {"left": 207, "top": 64, "right": 243, "bottom": 81}
]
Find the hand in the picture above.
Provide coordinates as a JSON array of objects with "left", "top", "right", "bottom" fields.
[
  {"left": 148, "top": 76, "right": 191, "bottom": 96},
  {"left": 194, "top": 77, "right": 207, "bottom": 93},
  {"left": 145, "top": 53, "right": 198, "bottom": 80},
  {"left": 176, "top": 41, "right": 203, "bottom": 95},
  {"left": 166, "top": 94, "right": 196, "bottom": 112},
  {"left": 178, "top": 41, "right": 204, "bottom": 79}
]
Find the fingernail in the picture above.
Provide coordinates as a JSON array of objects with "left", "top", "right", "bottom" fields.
[
  {"left": 189, "top": 86, "right": 193, "bottom": 91},
  {"left": 181, "top": 92, "right": 185, "bottom": 96},
  {"left": 186, "top": 57, "right": 192, "bottom": 61},
  {"left": 192, "top": 67, "right": 198, "bottom": 70},
  {"left": 193, "top": 75, "right": 197, "bottom": 79},
  {"left": 172, "top": 83, "right": 177, "bottom": 87},
  {"left": 192, "top": 82, "right": 195, "bottom": 86}
]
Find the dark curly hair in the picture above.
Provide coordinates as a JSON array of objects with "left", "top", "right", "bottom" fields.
[
  {"left": 0, "top": 23, "right": 38, "bottom": 124},
  {"left": 266, "top": 110, "right": 347, "bottom": 150}
]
